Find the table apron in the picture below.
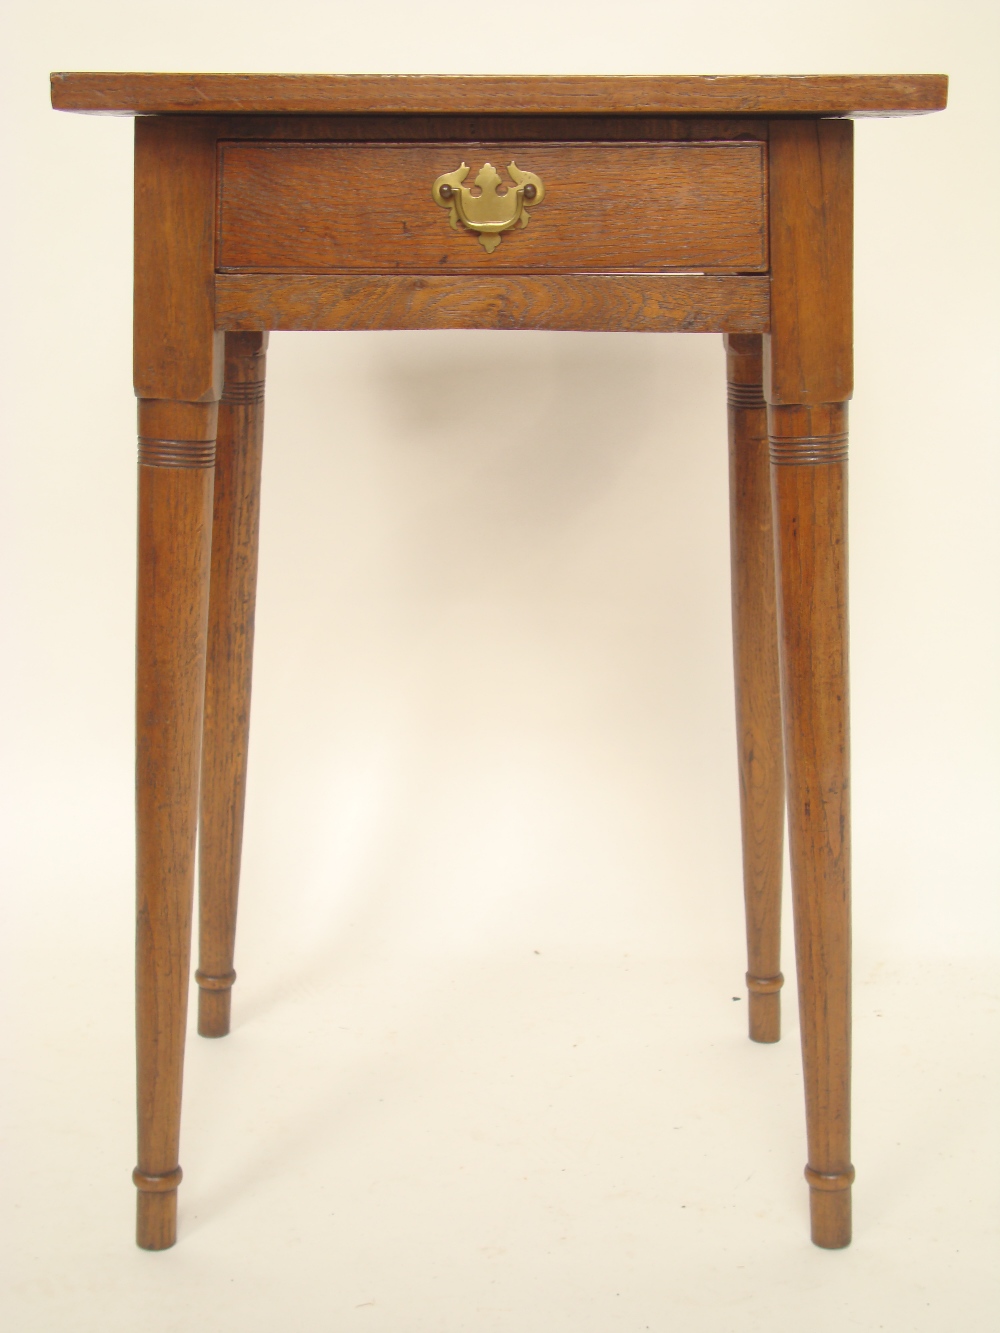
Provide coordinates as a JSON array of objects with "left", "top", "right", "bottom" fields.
[{"left": 214, "top": 272, "right": 771, "bottom": 334}]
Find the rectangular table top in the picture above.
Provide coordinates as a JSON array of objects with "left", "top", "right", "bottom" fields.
[{"left": 50, "top": 72, "right": 947, "bottom": 118}]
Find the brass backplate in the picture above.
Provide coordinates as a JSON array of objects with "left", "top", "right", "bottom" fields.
[{"left": 431, "top": 161, "right": 545, "bottom": 254}]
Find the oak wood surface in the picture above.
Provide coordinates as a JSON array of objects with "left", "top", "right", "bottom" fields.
[
  {"left": 134, "top": 117, "right": 223, "bottom": 402},
  {"left": 215, "top": 273, "right": 770, "bottom": 333},
  {"left": 135, "top": 399, "right": 216, "bottom": 1251},
  {"left": 764, "top": 108, "right": 855, "bottom": 1249},
  {"left": 725, "top": 334, "right": 785, "bottom": 1045},
  {"left": 133, "top": 113, "right": 230, "bottom": 1250},
  {"left": 197, "top": 333, "right": 268, "bottom": 1039},
  {"left": 208, "top": 114, "right": 769, "bottom": 143},
  {"left": 770, "top": 404, "right": 852, "bottom": 1250},
  {"left": 217, "top": 140, "right": 767, "bottom": 275},
  {"left": 764, "top": 119, "right": 853, "bottom": 406},
  {"left": 51, "top": 71, "right": 948, "bottom": 117}
]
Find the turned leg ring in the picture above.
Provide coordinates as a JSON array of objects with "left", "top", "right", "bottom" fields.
[
  {"left": 133, "top": 1165, "right": 183, "bottom": 1193},
  {"left": 804, "top": 1164, "right": 855, "bottom": 1192},
  {"left": 195, "top": 968, "right": 237, "bottom": 991},
  {"left": 746, "top": 971, "right": 784, "bottom": 995}
]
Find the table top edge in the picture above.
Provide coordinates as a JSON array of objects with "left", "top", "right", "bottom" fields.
[{"left": 49, "top": 72, "right": 949, "bottom": 117}]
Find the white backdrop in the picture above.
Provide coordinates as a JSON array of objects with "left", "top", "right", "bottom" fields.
[{"left": 2, "top": 4, "right": 998, "bottom": 1331}]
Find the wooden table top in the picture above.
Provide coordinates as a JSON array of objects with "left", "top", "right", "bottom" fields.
[{"left": 50, "top": 72, "right": 947, "bottom": 118}]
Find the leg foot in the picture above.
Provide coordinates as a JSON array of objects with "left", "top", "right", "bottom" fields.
[
  {"left": 134, "top": 1166, "right": 183, "bottom": 1250},
  {"left": 806, "top": 1165, "right": 854, "bottom": 1248},
  {"left": 746, "top": 971, "right": 784, "bottom": 1044},
  {"left": 136, "top": 1192, "right": 178, "bottom": 1251},
  {"left": 197, "top": 988, "right": 233, "bottom": 1038},
  {"left": 195, "top": 968, "right": 236, "bottom": 1038}
]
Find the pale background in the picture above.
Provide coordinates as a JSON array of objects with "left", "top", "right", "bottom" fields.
[{"left": 2, "top": 2, "right": 998, "bottom": 1329}]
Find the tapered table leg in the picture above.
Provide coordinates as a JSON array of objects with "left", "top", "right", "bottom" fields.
[
  {"left": 769, "top": 403, "right": 853, "bottom": 1248},
  {"left": 135, "top": 400, "right": 216, "bottom": 1249},
  {"left": 764, "top": 115, "right": 855, "bottom": 1248},
  {"left": 726, "top": 333, "right": 785, "bottom": 1043},
  {"left": 197, "top": 332, "right": 268, "bottom": 1038}
]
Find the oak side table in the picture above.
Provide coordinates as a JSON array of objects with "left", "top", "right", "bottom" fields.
[{"left": 51, "top": 71, "right": 947, "bottom": 1252}]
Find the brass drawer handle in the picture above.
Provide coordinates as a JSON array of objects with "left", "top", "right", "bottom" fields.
[{"left": 432, "top": 161, "right": 545, "bottom": 254}]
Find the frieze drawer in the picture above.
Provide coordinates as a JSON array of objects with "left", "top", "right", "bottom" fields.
[{"left": 217, "top": 140, "right": 768, "bottom": 275}]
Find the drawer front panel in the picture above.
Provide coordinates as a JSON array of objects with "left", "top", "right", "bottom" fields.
[{"left": 217, "top": 141, "right": 767, "bottom": 274}]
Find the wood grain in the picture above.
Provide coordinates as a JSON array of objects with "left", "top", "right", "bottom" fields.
[
  {"left": 215, "top": 273, "right": 770, "bottom": 333},
  {"left": 197, "top": 333, "right": 268, "bottom": 1039},
  {"left": 51, "top": 71, "right": 948, "bottom": 117},
  {"left": 763, "top": 111, "right": 855, "bottom": 1248},
  {"left": 209, "top": 114, "right": 770, "bottom": 144},
  {"left": 769, "top": 404, "right": 853, "bottom": 1250},
  {"left": 725, "top": 334, "right": 785, "bottom": 1045},
  {"left": 217, "top": 140, "right": 766, "bottom": 275},
  {"left": 764, "top": 119, "right": 853, "bottom": 406},
  {"left": 134, "top": 399, "right": 216, "bottom": 1250},
  {"left": 134, "top": 116, "right": 223, "bottom": 402}
]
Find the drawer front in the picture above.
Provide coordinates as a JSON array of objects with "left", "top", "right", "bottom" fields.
[{"left": 217, "top": 141, "right": 767, "bottom": 274}]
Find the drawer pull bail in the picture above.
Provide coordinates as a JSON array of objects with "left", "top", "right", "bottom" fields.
[{"left": 432, "top": 161, "right": 545, "bottom": 253}]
